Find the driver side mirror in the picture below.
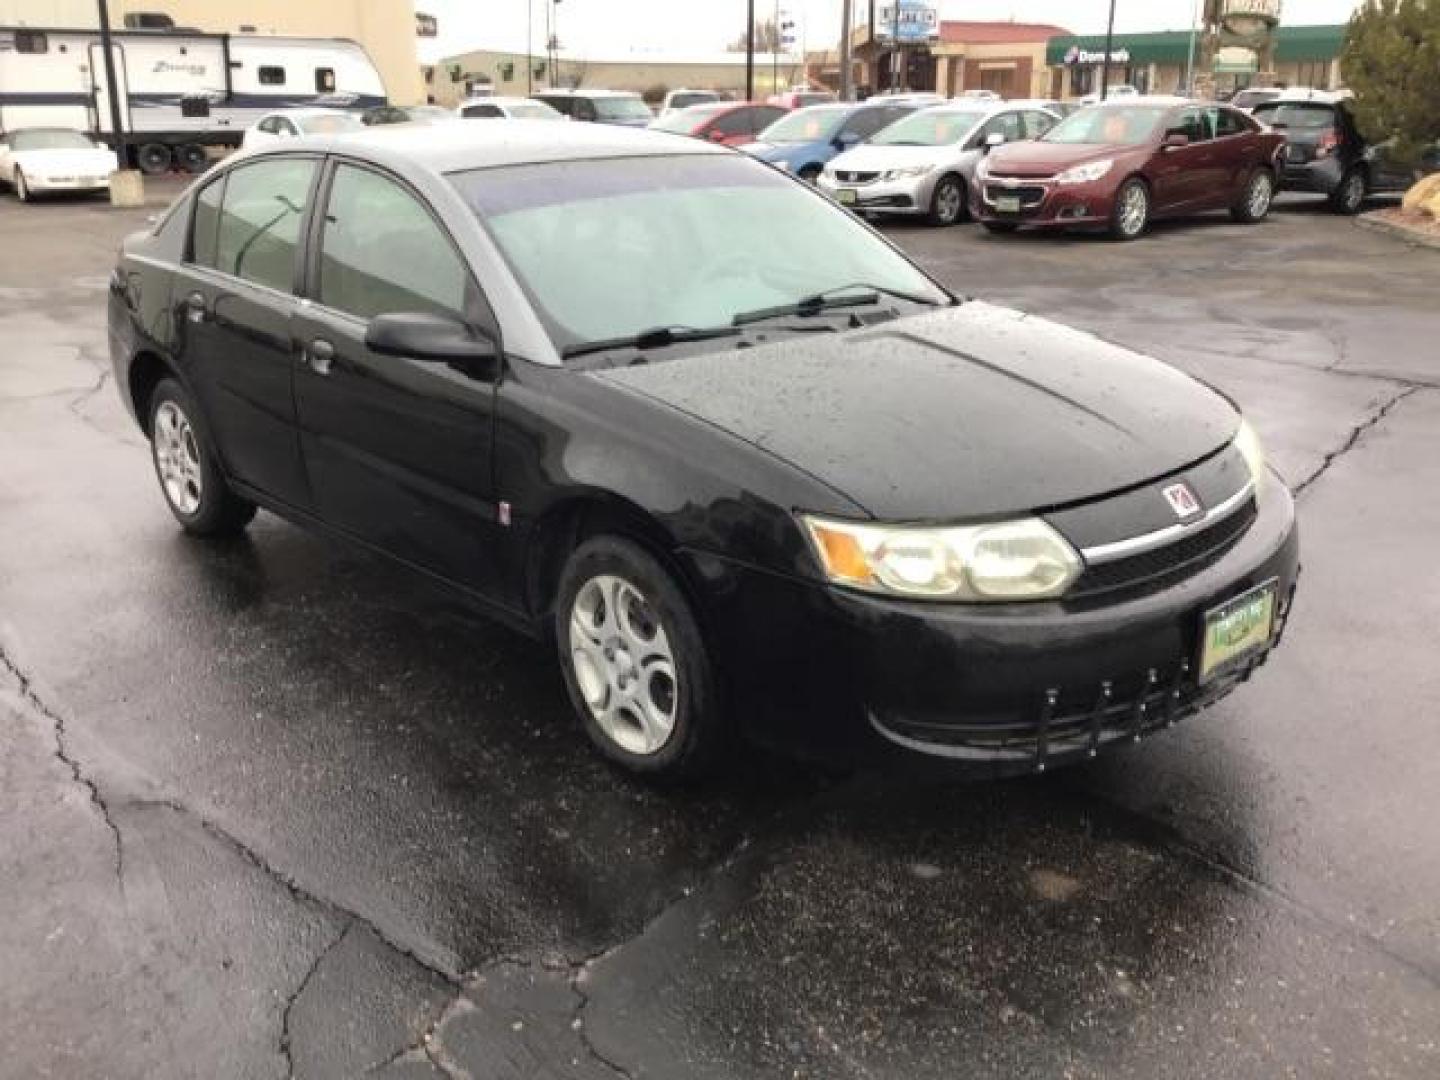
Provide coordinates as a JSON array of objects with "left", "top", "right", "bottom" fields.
[
  {"left": 366, "top": 312, "right": 499, "bottom": 378},
  {"left": 1162, "top": 131, "right": 1190, "bottom": 149}
]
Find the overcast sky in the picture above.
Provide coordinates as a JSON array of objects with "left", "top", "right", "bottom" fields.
[{"left": 425, "top": 1, "right": 1363, "bottom": 60}]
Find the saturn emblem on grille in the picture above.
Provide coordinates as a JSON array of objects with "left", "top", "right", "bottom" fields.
[{"left": 1163, "top": 482, "right": 1202, "bottom": 520}]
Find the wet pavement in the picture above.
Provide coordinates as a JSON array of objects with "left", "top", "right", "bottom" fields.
[{"left": 1, "top": 181, "right": 1438, "bottom": 1079}]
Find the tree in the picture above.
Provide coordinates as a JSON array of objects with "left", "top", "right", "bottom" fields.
[
  {"left": 1341, "top": 0, "right": 1440, "bottom": 169},
  {"left": 730, "top": 18, "right": 781, "bottom": 53}
]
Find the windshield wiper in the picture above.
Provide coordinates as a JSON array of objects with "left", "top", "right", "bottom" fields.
[
  {"left": 561, "top": 324, "right": 740, "bottom": 360},
  {"left": 732, "top": 283, "right": 944, "bottom": 327}
]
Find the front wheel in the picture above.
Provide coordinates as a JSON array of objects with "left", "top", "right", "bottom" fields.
[
  {"left": 927, "top": 175, "right": 966, "bottom": 226},
  {"left": 1330, "top": 168, "right": 1366, "bottom": 215},
  {"left": 555, "top": 536, "right": 728, "bottom": 780},
  {"left": 1109, "top": 177, "right": 1150, "bottom": 240},
  {"left": 15, "top": 169, "right": 31, "bottom": 202},
  {"left": 1231, "top": 169, "right": 1275, "bottom": 223},
  {"left": 147, "top": 378, "right": 256, "bottom": 536}
]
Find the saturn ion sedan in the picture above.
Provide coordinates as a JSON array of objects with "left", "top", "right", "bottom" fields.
[
  {"left": 108, "top": 122, "right": 1299, "bottom": 779},
  {"left": 975, "top": 98, "right": 1287, "bottom": 239}
]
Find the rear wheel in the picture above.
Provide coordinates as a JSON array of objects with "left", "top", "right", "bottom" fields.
[
  {"left": 555, "top": 535, "right": 728, "bottom": 780},
  {"left": 147, "top": 378, "right": 255, "bottom": 536},
  {"left": 137, "top": 142, "right": 173, "bottom": 176},
  {"left": 1109, "top": 177, "right": 1150, "bottom": 240},
  {"left": 177, "top": 143, "right": 209, "bottom": 174},
  {"left": 1231, "top": 169, "right": 1275, "bottom": 223},
  {"left": 927, "top": 174, "right": 966, "bottom": 226},
  {"left": 1330, "top": 168, "right": 1366, "bottom": 215}
]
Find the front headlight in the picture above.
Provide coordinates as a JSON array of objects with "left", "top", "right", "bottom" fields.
[
  {"left": 882, "top": 165, "right": 934, "bottom": 180},
  {"left": 1234, "top": 419, "right": 1266, "bottom": 484},
  {"left": 1054, "top": 158, "right": 1115, "bottom": 185},
  {"left": 802, "top": 515, "right": 1082, "bottom": 602}
]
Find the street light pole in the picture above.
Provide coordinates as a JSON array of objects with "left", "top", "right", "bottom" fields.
[
  {"left": 839, "top": 0, "right": 853, "bottom": 101},
  {"left": 1183, "top": 0, "right": 1201, "bottom": 94},
  {"left": 746, "top": 0, "right": 755, "bottom": 102},
  {"left": 1100, "top": 0, "right": 1117, "bottom": 101},
  {"left": 526, "top": 0, "right": 533, "bottom": 94},
  {"left": 890, "top": 0, "right": 900, "bottom": 91},
  {"left": 95, "top": 0, "right": 126, "bottom": 163}
]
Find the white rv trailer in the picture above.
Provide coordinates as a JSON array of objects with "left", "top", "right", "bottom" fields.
[{"left": 0, "top": 26, "right": 386, "bottom": 173}]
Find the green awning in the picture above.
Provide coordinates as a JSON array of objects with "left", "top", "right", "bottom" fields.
[{"left": 1045, "top": 24, "right": 1346, "bottom": 67}]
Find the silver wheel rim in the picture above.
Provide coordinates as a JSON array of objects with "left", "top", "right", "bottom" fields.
[
  {"left": 1118, "top": 183, "right": 1147, "bottom": 235},
  {"left": 1248, "top": 173, "right": 1273, "bottom": 217},
  {"left": 17, "top": 172, "right": 27, "bottom": 199},
  {"left": 568, "top": 573, "right": 678, "bottom": 757},
  {"left": 936, "top": 181, "right": 961, "bottom": 222},
  {"left": 153, "top": 401, "right": 203, "bottom": 514},
  {"left": 1344, "top": 173, "right": 1364, "bottom": 210}
]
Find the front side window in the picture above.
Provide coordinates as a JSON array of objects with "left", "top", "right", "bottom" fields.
[
  {"left": 259, "top": 66, "right": 286, "bottom": 86},
  {"left": 214, "top": 158, "right": 316, "bottom": 292},
  {"left": 317, "top": 164, "right": 468, "bottom": 321},
  {"left": 450, "top": 155, "right": 947, "bottom": 356}
]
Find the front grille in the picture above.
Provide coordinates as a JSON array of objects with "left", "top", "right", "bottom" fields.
[
  {"left": 835, "top": 170, "right": 880, "bottom": 184},
  {"left": 986, "top": 183, "right": 1047, "bottom": 209},
  {"left": 1072, "top": 497, "right": 1259, "bottom": 600}
]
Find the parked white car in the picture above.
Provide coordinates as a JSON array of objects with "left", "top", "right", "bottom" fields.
[
  {"left": 456, "top": 96, "right": 565, "bottom": 120},
  {"left": 240, "top": 109, "right": 364, "bottom": 150},
  {"left": 659, "top": 89, "right": 722, "bottom": 116},
  {"left": 0, "top": 128, "right": 118, "bottom": 201}
]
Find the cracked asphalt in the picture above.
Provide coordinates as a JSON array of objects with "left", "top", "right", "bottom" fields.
[{"left": 2, "top": 180, "right": 1438, "bottom": 1079}]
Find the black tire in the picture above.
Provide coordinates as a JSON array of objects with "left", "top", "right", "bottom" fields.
[
  {"left": 1108, "top": 177, "right": 1150, "bottom": 241},
  {"left": 1231, "top": 169, "right": 1275, "bottom": 223},
  {"left": 137, "top": 142, "right": 173, "bottom": 176},
  {"left": 176, "top": 143, "right": 209, "bottom": 174},
  {"left": 981, "top": 221, "right": 1018, "bottom": 234},
  {"left": 798, "top": 164, "right": 822, "bottom": 184},
  {"left": 1330, "top": 168, "right": 1367, "bottom": 215},
  {"left": 15, "top": 169, "right": 31, "bottom": 202},
  {"left": 927, "top": 174, "right": 966, "bottom": 226},
  {"left": 554, "top": 535, "right": 728, "bottom": 780},
  {"left": 147, "top": 378, "right": 256, "bottom": 536}
]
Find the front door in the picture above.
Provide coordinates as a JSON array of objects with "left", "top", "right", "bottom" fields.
[
  {"left": 292, "top": 160, "right": 504, "bottom": 594},
  {"left": 1151, "top": 107, "right": 1212, "bottom": 211},
  {"left": 174, "top": 155, "right": 319, "bottom": 510}
]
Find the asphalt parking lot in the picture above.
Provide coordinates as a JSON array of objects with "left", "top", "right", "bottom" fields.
[{"left": 2, "top": 179, "right": 1439, "bottom": 1079}]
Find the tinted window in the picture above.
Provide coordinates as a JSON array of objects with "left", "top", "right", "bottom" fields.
[
  {"left": 711, "top": 110, "right": 752, "bottom": 137},
  {"left": 1172, "top": 107, "right": 1212, "bottom": 143},
  {"left": 1214, "top": 107, "right": 1251, "bottom": 138},
  {"left": 318, "top": 164, "right": 468, "bottom": 322},
  {"left": 463, "top": 104, "right": 504, "bottom": 118},
  {"left": 575, "top": 100, "right": 597, "bottom": 121},
  {"left": 750, "top": 106, "right": 785, "bottom": 134},
  {"left": 1253, "top": 103, "right": 1337, "bottom": 131},
  {"left": 845, "top": 107, "right": 903, "bottom": 141},
  {"left": 214, "top": 158, "right": 316, "bottom": 292},
  {"left": 259, "top": 66, "right": 286, "bottom": 86},
  {"left": 190, "top": 176, "right": 225, "bottom": 268}
]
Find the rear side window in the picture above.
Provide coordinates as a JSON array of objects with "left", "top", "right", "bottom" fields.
[
  {"left": 317, "top": 164, "right": 468, "bottom": 321},
  {"left": 710, "top": 110, "right": 752, "bottom": 138},
  {"left": 189, "top": 176, "right": 225, "bottom": 268},
  {"left": 1215, "top": 108, "right": 1251, "bottom": 137},
  {"left": 214, "top": 158, "right": 316, "bottom": 292},
  {"left": 259, "top": 66, "right": 286, "bottom": 86}
]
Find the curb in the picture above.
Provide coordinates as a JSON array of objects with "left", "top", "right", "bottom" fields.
[{"left": 1354, "top": 212, "right": 1440, "bottom": 252}]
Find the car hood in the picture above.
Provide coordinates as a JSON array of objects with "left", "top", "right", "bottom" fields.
[
  {"left": 597, "top": 302, "right": 1237, "bottom": 521},
  {"left": 741, "top": 140, "right": 820, "bottom": 163},
  {"left": 830, "top": 143, "right": 960, "bottom": 171},
  {"left": 986, "top": 141, "right": 1132, "bottom": 178},
  {"left": 12, "top": 147, "right": 118, "bottom": 175}
]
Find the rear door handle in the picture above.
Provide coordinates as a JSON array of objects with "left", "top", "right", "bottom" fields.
[
  {"left": 184, "top": 290, "right": 207, "bottom": 323},
  {"left": 305, "top": 337, "right": 336, "bottom": 376}
]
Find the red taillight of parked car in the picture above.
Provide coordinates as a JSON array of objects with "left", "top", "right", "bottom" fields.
[{"left": 1315, "top": 128, "right": 1341, "bottom": 158}]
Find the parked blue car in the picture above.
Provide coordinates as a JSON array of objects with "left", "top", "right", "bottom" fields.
[{"left": 742, "top": 101, "right": 921, "bottom": 181}]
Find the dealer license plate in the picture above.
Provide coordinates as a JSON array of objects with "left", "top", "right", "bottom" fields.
[
  {"left": 996, "top": 195, "right": 1021, "bottom": 213},
  {"left": 837, "top": 188, "right": 857, "bottom": 205},
  {"left": 1198, "top": 580, "right": 1278, "bottom": 684}
]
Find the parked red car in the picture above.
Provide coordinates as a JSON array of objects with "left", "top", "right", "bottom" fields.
[
  {"left": 974, "top": 98, "right": 1287, "bottom": 240},
  {"left": 648, "top": 102, "right": 789, "bottom": 147}
]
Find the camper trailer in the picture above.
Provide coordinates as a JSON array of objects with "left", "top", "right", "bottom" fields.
[{"left": 0, "top": 26, "right": 386, "bottom": 173}]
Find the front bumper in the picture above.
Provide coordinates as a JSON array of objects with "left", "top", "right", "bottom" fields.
[
  {"left": 817, "top": 170, "right": 937, "bottom": 216},
  {"left": 973, "top": 173, "right": 1114, "bottom": 228},
  {"left": 690, "top": 471, "right": 1299, "bottom": 775},
  {"left": 26, "top": 174, "right": 111, "bottom": 193}
]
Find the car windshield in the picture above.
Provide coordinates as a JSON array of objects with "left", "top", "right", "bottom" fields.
[
  {"left": 1041, "top": 105, "right": 1168, "bottom": 145},
  {"left": 302, "top": 113, "right": 365, "bottom": 134},
  {"left": 508, "top": 102, "right": 563, "bottom": 120},
  {"left": 671, "top": 92, "right": 719, "bottom": 110},
  {"left": 11, "top": 129, "right": 96, "bottom": 151},
  {"left": 870, "top": 109, "right": 987, "bottom": 147},
  {"left": 593, "top": 96, "right": 653, "bottom": 121},
  {"left": 651, "top": 104, "right": 730, "bottom": 132},
  {"left": 794, "top": 93, "right": 835, "bottom": 107},
  {"left": 1252, "top": 103, "right": 1335, "bottom": 130},
  {"left": 759, "top": 106, "right": 846, "bottom": 144},
  {"left": 450, "top": 155, "right": 948, "bottom": 357}
]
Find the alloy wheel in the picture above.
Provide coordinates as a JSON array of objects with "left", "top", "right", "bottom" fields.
[
  {"left": 1248, "top": 173, "right": 1274, "bottom": 219},
  {"left": 1118, "top": 182, "right": 1148, "bottom": 237},
  {"left": 568, "top": 573, "right": 679, "bottom": 756},
  {"left": 16, "top": 170, "right": 29, "bottom": 202},
  {"left": 1342, "top": 172, "right": 1365, "bottom": 213},
  {"left": 152, "top": 400, "right": 203, "bottom": 514},
  {"left": 934, "top": 179, "right": 962, "bottom": 224}
]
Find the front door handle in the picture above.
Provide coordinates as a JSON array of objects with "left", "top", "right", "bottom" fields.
[
  {"left": 184, "top": 291, "right": 207, "bottom": 323},
  {"left": 305, "top": 338, "right": 336, "bottom": 376}
]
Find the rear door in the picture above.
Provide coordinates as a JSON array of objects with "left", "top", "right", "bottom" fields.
[
  {"left": 292, "top": 159, "right": 505, "bottom": 594},
  {"left": 1209, "top": 106, "right": 1263, "bottom": 204},
  {"left": 173, "top": 156, "right": 319, "bottom": 509}
]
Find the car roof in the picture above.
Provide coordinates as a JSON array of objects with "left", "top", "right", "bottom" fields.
[
  {"left": 460, "top": 96, "right": 544, "bottom": 107},
  {"left": 279, "top": 118, "right": 725, "bottom": 173},
  {"left": 534, "top": 88, "right": 640, "bottom": 99},
  {"left": 266, "top": 107, "right": 353, "bottom": 119}
]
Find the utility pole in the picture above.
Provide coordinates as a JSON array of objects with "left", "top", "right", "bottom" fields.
[
  {"left": 95, "top": 0, "right": 126, "bottom": 162},
  {"left": 772, "top": 0, "right": 779, "bottom": 96},
  {"left": 1100, "top": 0, "right": 1117, "bottom": 101},
  {"left": 1183, "top": 0, "right": 1200, "bottom": 95},
  {"left": 839, "top": 0, "right": 853, "bottom": 101},
  {"left": 526, "top": 0, "right": 533, "bottom": 94},
  {"left": 890, "top": 0, "right": 900, "bottom": 91},
  {"left": 746, "top": 0, "right": 755, "bottom": 102}
]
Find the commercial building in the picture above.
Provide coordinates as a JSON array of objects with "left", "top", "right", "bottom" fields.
[
  {"left": 850, "top": 20, "right": 1071, "bottom": 99},
  {"left": 1045, "top": 24, "right": 1346, "bottom": 99},
  {"left": 0, "top": 0, "right": 424, "bottom": 103}
]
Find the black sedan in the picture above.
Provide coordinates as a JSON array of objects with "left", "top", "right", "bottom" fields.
[{"left": 108, "top": 122, "right": 1299, "bottom": 779}]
